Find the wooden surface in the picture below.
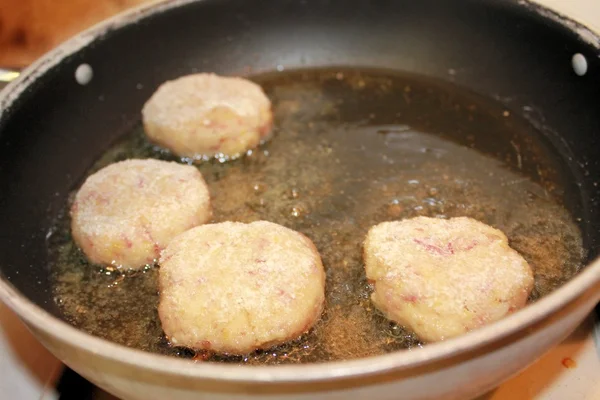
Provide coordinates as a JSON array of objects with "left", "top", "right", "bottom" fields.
[{"left": 0, "top": 0, "right": 153, "bottom": 67}]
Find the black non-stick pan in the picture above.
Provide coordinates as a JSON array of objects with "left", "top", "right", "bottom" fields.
[{"left": 1, "top": 1, "right": 600, "bottom": 400}]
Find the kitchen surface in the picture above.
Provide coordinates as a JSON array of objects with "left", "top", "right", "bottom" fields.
[
  {"left": 0, "top": 0, "right": 152, "bottom": 68},
  {"left": 1, "top": 0, "right": 600, "bottom": 399}
]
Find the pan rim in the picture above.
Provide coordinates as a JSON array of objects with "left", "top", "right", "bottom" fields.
[
  {"left": 1, "top": 0, "right": 599, "bottom": 385},
  {"left": 2, "top": 257, "right": 599, "bottom": 383}
]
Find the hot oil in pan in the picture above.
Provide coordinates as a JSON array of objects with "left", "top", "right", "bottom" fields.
[{"left": 48, "top": 68, "right": 584, "bottom": 364}]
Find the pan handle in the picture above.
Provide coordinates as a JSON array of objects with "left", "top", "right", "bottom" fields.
[{"left": 0, "top": 69, "right": 21, "bottom": 90}]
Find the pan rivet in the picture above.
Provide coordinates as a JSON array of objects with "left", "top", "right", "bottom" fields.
[
  {"left": 75, "top": 64, "right": 93, "bottom": 85},
  {"left": 572, "top": 53, "right": 587, "bottom": 76}
]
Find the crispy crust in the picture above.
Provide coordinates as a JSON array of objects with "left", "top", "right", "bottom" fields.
[
  {"left": 364, "top": 216, "right": 534, "bottom": 342},
  {"left": 158, "top": 221, "right": 325, "bottom": 354},
  {"left": 70, "top": 159, "right": 211, "bottom": 269}
]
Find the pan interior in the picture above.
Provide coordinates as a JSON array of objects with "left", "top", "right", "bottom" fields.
[{"left": 48, "top": 68, "right": 584, "bottom": 364}]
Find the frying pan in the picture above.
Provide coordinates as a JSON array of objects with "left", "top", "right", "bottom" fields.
[{"left": 1, "top": 0, "right": 600, "bottom": 399}]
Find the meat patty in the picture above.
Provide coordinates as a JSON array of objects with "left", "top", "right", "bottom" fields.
[
  {"left": 70, "top": 159, "right": 211, "bottom": 270},
  {"left": 158, "top": 221, "right": 325, "bottom": 354},
  {"left": 364, "top": 216, "right": 534, "bottom": 342},
  {"left": 142, "top": 73, "right": 273, "bottom": 160}
]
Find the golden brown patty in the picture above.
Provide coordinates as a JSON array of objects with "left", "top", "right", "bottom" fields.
[
  {"left": 70, "top": 159, "right": 211, "bottom": 269},
  {"left": 142, "top": 73, "right": 273, "bottom": 160},
  {"left": 364, "top": 216, "right": 534, "bottom": 342},
  {"left": 158, "top": 221, "right": 325, "bottom": 354}
]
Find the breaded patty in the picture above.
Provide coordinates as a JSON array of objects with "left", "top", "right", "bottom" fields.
[
  {"left": 364, "top": 216, "right": 534, "bottom": 342},
  {"left": 142, "top": 73, "right": 273, "bottom": 160},
  {"left": 158, "top": 221, "right": 325, "bottom": 354},
  {"left": 71, "top": 159, "right": 211, "bottom": 270}
]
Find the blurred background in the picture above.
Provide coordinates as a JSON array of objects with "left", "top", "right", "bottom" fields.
[{"left": 0, "top": 0, "right": 152, "bottom": 68}]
